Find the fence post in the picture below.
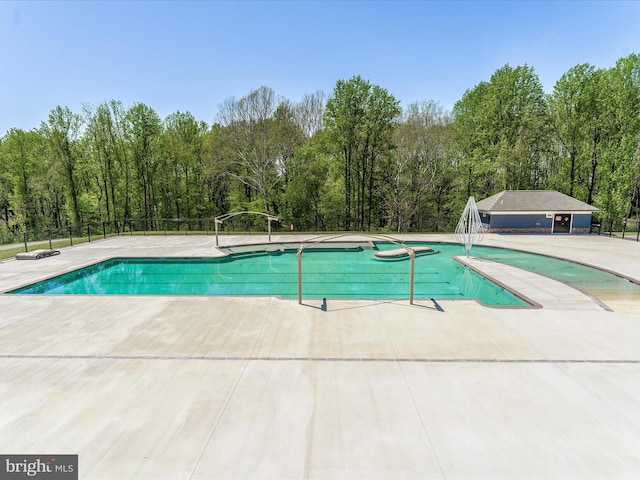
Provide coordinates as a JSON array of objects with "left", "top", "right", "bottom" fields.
[
  {"left": 48, "top": 229, "right": 52, "bottom": 250},
  {"left": 23, "top": 232, "right": 28, "bottom": 252},
  {"left": 622, "top": 219, "right": 627, "bottom": 239},
  {"left": 69, "top": 226, "right": 73, "bottom": 246},
  {"left": 87, "top": 224, "right": 91, "bottom": 242}
]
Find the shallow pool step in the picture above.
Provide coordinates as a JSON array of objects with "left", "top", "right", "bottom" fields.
[{"left": 373, "top": 246, "right": 436, "bottom": 259}]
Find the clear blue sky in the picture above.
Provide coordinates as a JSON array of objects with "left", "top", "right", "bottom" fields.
[{"left": 1, "top": 0, "right": 638, "bottom": 136}]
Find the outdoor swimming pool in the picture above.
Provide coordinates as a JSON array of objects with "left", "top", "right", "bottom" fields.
[
  {"left": 9, "top": 241, "right": 639, "bottom": 307},
  {"left": 9, "top": 242, "right": 528, "bottom": 306}
]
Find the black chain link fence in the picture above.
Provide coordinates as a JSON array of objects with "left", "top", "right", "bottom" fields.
[
  {"left": 590, "top": 217, "right": 640, "bottom": 241},
  {"left": 2, "top": 215, "right": 639, "bottom": 260},
  {"left": 0, "top": 218, "right": 218, "bottom": 260}
]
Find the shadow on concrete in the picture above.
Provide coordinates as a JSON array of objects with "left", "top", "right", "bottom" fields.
[{"left": 300, "top": 298, "right": 445, "bottom": 313}]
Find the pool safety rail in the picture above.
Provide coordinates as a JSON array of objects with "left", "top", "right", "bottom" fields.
[{"left": 296, "top": 234, "right": 422, "bottom": 305}]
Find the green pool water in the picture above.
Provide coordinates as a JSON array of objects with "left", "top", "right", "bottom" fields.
[
  {"left": 472, "top": 244, "right": 640, "bottom": 303},
  {"left": 9, "top": 242, "right": 528, "bottom": 306},
  {"left": 10, "top": 242, "right": 638, "bottom": 307}
]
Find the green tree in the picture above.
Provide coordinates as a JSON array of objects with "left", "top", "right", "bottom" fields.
[
  {"left": 280, "top": 139, "right": 332, "bottom": 231},
  {"left": 83, "top": 100, "right": 131, "bottom": 226},
  {"left": 160, "top": 111, "right": 208, "bottom": 219},
  {"left": 124, "top": 103, "right": 162, "bottom": 225},
  {"left": 453, "top": 64, "right": 550, "bottom": 197},
  {"left": 201, "top": 124, "right": 232, "bottom": 217},
  {"left": 40, "top": 106, "right": 84, "bottom": 226},
  {"left": 0, "top": 134, "right": 11, "bottom": 233},
  {"left": 452, "top": 81, "right": 495, "bottom": 198},
  {"left": 0, "top": 129, "right": 48, "bottom": 229},
  {"left": 609, "top": 53, "right": 640, "bottom": 219},
  {"left": 548, "top": 64, "right": 605, "bottom": 204},
  {"left": 324, "top": 75, "right": 401, "bottom": 230}
]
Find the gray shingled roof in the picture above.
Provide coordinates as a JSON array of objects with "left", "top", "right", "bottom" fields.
[{"left": 476, "top": 190, "right": 599, "bottom": 212}]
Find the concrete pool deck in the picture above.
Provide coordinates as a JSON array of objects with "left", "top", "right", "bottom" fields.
[{"left": 1, "top": 233, "right": 640, "bottom": 479}]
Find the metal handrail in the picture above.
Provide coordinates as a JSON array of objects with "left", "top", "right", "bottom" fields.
[{"left": 296, "top": 233, "right": 418, "bottom": 305}]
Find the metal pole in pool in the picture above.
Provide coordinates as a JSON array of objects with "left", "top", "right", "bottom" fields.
[
  {"left": 297, "top": 249, "right": 303, "bottom": 304},
  {"left": 409, "top": 248, "right": 415, "bottom": 305}
]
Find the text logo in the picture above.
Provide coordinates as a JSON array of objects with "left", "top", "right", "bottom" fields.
[{"left": 0, "top": 455, "right": 77, "bottom": 480}]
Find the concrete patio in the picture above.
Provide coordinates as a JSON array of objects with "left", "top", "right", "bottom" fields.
[{"left": 1, "top": 233, "right": 640, "bottom": 479}]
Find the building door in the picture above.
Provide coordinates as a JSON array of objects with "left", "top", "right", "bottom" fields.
[{"left": 553, "top": 213, "right": 572, "bottom": 233}]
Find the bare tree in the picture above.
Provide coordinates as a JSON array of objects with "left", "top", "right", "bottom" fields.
[
  {"left": 386, "top": 101, "right": 454, "bottom": 232},
  {"left": 293, "top": 91, "right": 326, "bottom": 138},
  {"left": 218, "top": 86, "right": 289, "bottom": 214}
]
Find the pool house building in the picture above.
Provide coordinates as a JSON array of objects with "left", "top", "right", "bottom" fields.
[{"left": 476, "top": 190, "right": 599, "bottom": 234}]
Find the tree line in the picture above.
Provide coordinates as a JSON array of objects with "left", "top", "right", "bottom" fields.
[{"left": 1, "top": 53, "right": 639, "bottom": 237}]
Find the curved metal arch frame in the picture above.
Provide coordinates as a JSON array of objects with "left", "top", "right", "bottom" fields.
[
  {"left": 214, "top": 211, "right": 279, "bottom": 246},
  {"left": 296, "top": 233, "right": 419, "bottom": 305}
]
